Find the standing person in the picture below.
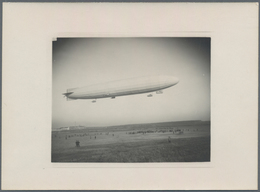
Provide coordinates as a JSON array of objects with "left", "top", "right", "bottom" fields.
[{"left": 76, "top": 140, "right": 80, "bottom": 147}]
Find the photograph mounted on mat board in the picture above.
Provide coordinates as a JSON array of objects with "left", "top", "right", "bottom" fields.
[
  {"left": 2, "top": 2, "right": 258, "bottom": 190},
  {"left": 52, "top": 37, "right": 211, "bottom": 163}
]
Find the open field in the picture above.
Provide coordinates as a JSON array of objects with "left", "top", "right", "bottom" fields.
[{"left": 52, "top": 121, "right": 210, "bottom": 162}]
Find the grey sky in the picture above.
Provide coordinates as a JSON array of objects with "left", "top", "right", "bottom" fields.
[{"left": 52, "top": 38, "right": 210, "bottom": 128}]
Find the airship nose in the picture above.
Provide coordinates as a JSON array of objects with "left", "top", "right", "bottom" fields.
[
  {"left": 174, "top": 77, "right": 179, "bottom": 84},
  {"left": 169, "top": 76, "right": 179, "bottom": 85}
]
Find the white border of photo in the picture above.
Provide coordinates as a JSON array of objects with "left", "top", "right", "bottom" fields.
[{"left": 2, "top": 3, "right": 258, "bottom": 190}]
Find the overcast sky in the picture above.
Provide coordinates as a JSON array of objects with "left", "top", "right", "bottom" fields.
[{"left": 52, "top": 38, "right": 210, "bottom": 128}]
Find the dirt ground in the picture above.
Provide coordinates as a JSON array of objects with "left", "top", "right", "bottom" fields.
[{"left": 52, "top": 123, "right": 210, "bottom": 162}]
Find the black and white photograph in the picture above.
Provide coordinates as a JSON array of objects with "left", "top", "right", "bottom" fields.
[
  {"left": 52, "top": 37, "right": 210, "bottom": 162},
  {"left": 2, "top": 3, "right": 258, "bottom": 190}
]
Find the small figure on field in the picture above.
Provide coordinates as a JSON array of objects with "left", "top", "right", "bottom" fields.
[
  {"left": 168, "top": 136, "right": 171, "bottom": 143},
  {"left": 75, "top": 140, "right": 80, "bottom": 147}
]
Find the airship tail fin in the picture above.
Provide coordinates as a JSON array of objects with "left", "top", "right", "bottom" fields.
[
  {"left": 62, "top": 91, "right": 73, "bottom": 97},
  {"left": 62, "top": 90, "right": 75, "bottom": 101},
  {"left": 67, "top": 88, "right": 75, "bottom": 92},
  {"left": 66, "top": 97, "right": 77, "bottom": 101}
]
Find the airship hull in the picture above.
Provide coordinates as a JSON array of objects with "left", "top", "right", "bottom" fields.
[{"left": 64, "top": 76, "right": 179, "bottom": 100}]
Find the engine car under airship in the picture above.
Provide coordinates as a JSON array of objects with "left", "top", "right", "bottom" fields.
[{"left": 63, "top": 75, "right": 179, "bottom": 102}]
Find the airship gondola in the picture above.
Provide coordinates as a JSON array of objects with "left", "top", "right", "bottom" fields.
[{"left": 63, "top": 75, "right": 179, "bottom": 102}]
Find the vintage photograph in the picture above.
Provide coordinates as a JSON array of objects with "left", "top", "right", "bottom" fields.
[
  {"left": 52, "top": 37, "right": 210, "bottom": 162},
  {"left": 2, "top": 2, "right": 258, "bottom": 190}
]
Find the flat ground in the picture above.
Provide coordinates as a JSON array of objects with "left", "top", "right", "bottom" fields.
[{"left": 52, "top": 123, "right": 210, "bottom": 162}]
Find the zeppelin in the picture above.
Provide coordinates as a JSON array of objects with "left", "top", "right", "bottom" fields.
[{"left": 63, "top": 75, "right": 179, "bottom": 102}]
